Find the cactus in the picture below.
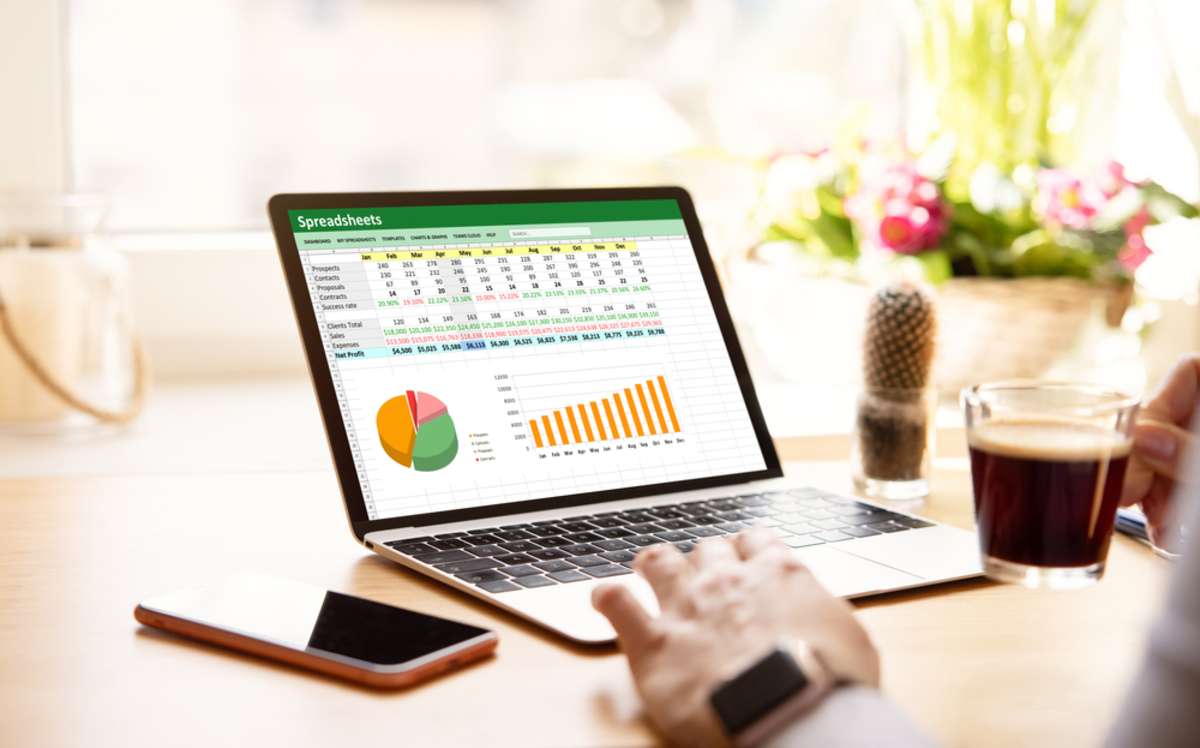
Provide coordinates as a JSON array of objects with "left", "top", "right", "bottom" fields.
[{"left": 857, "top": 283, "right": 937, "bottom": 484}]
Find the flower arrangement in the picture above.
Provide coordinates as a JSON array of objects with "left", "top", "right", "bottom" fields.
[{"left": 757, "top": 141, "right": 1198, "bottom": 285}]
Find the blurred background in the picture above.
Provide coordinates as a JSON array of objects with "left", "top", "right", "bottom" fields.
[{"left": 2, "top": 0, "right": 1199, "bottom": 454}]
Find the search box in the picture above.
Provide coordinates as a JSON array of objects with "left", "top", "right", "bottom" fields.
[{"left": 509, "top": 226, "right": 592, "bottom": 239}]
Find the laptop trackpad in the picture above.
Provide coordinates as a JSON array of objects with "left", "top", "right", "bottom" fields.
[{"left": 792, "top": 545, "right": 922, "bottom": 597}]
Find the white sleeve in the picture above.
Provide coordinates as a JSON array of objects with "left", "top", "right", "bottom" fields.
[{"left": 765, "top": 685, "right": 937, "bottom": 748}]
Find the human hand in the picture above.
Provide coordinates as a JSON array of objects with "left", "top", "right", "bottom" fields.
[
  {"left": 591, "top": 529, "right": 879, "bottom": 747},
  {"left": 1121, "top": 353, "right": 1200, "bottom": 548}
]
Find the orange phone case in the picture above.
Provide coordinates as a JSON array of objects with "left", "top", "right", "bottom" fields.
[{"left": 134, "top": 604, "right": 497, "bottom": 688}]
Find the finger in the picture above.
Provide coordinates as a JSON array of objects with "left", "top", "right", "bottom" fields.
[
  {"left": 1120, "top": 456, "right": 1154, "bottom": 507},
  {"left": 732, "top": 527, "right": 782, "bottom": 560},
  {"left": 689, "top": 537, "right": 739, "bottom": 571},
  {"left": 1131, "top": 420, "right": 1195, "bottom": 484},
  {"left": 634, "top": 543, "right": 692, "bottom": 611},
  {"left": 1141, "top": 476, "right": 1177, "bottom": 550},
  {"left": 591, "top": 583, "right": 658, "bottom": 656},
  {"left": 1142, "top": 354, "right": 1200, "bottom": 427}
]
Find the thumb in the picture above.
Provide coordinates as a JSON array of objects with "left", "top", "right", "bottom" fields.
[{"left": 592, "top": 583, "right": 658, "bottom": 658}]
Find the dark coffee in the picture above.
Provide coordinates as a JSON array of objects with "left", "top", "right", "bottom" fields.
[{"left": 968, "top": 419, "right": 1131, "bottom": 568}]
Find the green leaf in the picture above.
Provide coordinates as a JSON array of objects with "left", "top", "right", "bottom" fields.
[
  {"left": 809, "top": 211, "right": 857, "bottom": 259},
  {"left": 916, "top": 250, "right": 953, "bottom": 284}
]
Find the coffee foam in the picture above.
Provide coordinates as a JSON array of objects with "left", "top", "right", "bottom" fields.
[{"left": 968, "top": 417, "right": 1132, "bottom": 461}]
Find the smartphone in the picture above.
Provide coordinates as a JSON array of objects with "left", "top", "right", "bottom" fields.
[{"left": 135, "top": 573, "right": 498, "bottom": 688}]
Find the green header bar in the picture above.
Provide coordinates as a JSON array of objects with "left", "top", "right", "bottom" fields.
[{"left": 288, "top": 199, "right": 682, "bottom": 233}]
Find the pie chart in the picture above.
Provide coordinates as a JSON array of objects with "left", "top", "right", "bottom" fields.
[{"left": 376, "top": 390, "right": 458, "bottom": 471}]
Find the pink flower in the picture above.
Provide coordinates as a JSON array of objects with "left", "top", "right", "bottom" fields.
[
  {"left": 1118, "top": 207, "right": 1153, "bottom": 271},
  {"left": 1034, "top": 168, "right": 1106, "bottom": 230},
  {"left": 846, "top": 163, "right": 946, "bottom": 254},
  {"left": 1099, "top": 161, "right": 1132, "bottom": 199}
]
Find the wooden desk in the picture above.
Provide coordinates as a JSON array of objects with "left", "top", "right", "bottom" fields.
[{"left": 0, "top": 435, "right": 1169, "bottom": 747}]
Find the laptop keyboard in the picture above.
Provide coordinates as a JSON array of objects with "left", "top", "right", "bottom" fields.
[{"left": 383, "top": 488, "right": 933, "bottom": 593}]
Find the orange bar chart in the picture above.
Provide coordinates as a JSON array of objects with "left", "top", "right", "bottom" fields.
[{"left": 527, "top": 375, "right": 682, "bottom": 448}]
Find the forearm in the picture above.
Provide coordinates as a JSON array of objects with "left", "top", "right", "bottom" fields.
[{"left": 765, "top": 685, "right": 936, "bottom": 748}]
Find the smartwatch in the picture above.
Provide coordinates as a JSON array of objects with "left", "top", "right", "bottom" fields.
[{"left": 709, "top": 642, "right": 834, "bottom": 748}]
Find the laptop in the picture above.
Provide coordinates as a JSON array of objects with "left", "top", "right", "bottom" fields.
[{"left": 268, "top": 187, "right": 982, "bottom": 643}]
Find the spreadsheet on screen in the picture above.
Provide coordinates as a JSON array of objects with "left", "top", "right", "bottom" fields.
[{"left": 291, "top": 200, "right": 766, "bottom": 520}]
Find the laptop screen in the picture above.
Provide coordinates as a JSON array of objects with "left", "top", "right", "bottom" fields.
[{"left": 287, "top": 198, "right": 769, "bottom": 522}]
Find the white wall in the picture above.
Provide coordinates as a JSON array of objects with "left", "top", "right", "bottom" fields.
[{"left": 0, "top": 0, "right": 67, "bottom": 192}]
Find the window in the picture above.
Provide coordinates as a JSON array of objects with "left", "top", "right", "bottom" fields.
[{"left": 66, "top": 0, "right": 909, "bottom": 233}]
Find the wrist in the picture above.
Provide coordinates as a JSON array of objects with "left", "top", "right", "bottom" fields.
[{"left": 708, "top": 641, "right": 835, "bottom": 748}]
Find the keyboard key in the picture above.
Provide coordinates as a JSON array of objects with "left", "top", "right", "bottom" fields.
[
  {"left": 689, "top": 515, "right": 723, "bottom": 526},
  {"left": 499, "top": 523, "right": 531, "bottom": 530},
  {"left": 467, "top": 528, "right": 494, "bottom": 534},
  {"left": 494, "top": 529, "right": 534, "bottom": 541},
  {"left": 596, "top": 528, "right": 634, "bottom": 539},
  {"left": 465, "top": 544, "right": 507, "bottom": 557},
  {"left": 588, "top": 517, "right": 626, "bottom": 529},
  {"left": 569, "top": 554, "right": 608, "bottom": 567},
  {"left": 758, "top": 518, "right": 783, "bottom": 528},
  {"left": 456, "top": 569, "right": 509, "bottom": 584},
  {"left": 704, "top": 500, "right": 739, "bottom": 512},
  {"left": 413, "top": 549, "right": 474, "bottom": 565},
  {"left": 736, "top": 495, "right": 769, "bottom": 507},
  {"left": 783, "top": 522, "right": 817, "bottom": 535},
  {"left": 618, "top": 512, "right": 656, "bottom": 523},
  {"left": 893, "top": 516, "right": 934, "bottom": 529},
  {"left": 687, "top": 526, "right": 722, "bottom": 538},
  {"left": 464, "top": 534, "right": 503, "bottom": 546},
  {"left": 533, "top": 536, "right": 573, "bottom": 548},
  {"left": 627, "top": 523, "right": 665, "bottom": 535},
  {"left": 816, "top": 530, "right": 853, "bottom": 543},
  {"left": 527, "top": 525, "right": 567, "bottom": 537},
  {"left": 434, "top": 558, "right": 502, "bottom": 574},
  {"left": 561, "top": 543, "right": 601, "bottom": 556},
  {"left": 810, "top": 518, "right": 847, "bottom": 531},
  {"left": 533, "top": 559, "right": 574, "bottom": 572},
  {"left": 565, "top": 532, "right": 604, "bottom": 543},
  {"left": 389, "top": 542, "right": 435, "bottom": 556},
  {"left": 558, "top": 521, "right": 597, "bottom": 534},
  {"left": 654, "top": 530, "right": 693, "bottom": 542},
  {"left": 433, "top": 531, "right": 467, "bottom": 539},
  {"left": 583, "top": 564, "right": 633, "bottom": 578},
  {"left": 801, "top": 509, "right": 835, "bottom": 521},
  {"left": 656, "top": 518, "right": 694, "bottom": 531},
  {"left": 784, "top": 535, "right": 824, "bottom": 548},
  {"left": 867, "top": 521, "right": 909, "bottom": 533},
  {"left": 593, "top": 538, "right": 634, "bottom": 551},
  {"left": 429, "top": 538, "right": 469, "bottom": 550},
  {"left": 527, "top": 548, "right": 569, "bottom": 561},
  {"left": 716, "top": 522, "right": 747, "bottom": 533},
  {"left": 563, "top": 514, "right": 593, "bottom": 521},
  {"left": 500, "top": 564, "right": 542, "bottom": 577},
  {"left": 842, "top": 525, "right": 882, "bottom": 538},
  {"left": 550, "top": 569, "right": 591, "bottom": 584},
  {"left": 514, "top": 574, "right": 557, "bottom": 588},
  {"left": 716, "top": 510, "right": 752, "bottom": 522},
  {"left": 495, "top": 553, "right": 536, "bottom": 565},
  {"left": 744, "top": 507, "right": 772, "bottom": 517},
  {"left": 627, "top": 535, "right": 661, "bottom": 547},
  {"left": 600, "top": 550, "right": 636, "bottom": 563},
  {"left": 389, "top": 536, "right": 433, "bottom": 545},
  {"left": 646, "top": 508, "right": 685, "bottom": 520},
  {"left": 498, "top": 540, "right": 541, "bottom": 553},
  {"left": 479, "top": 579, "right": 520, "bottom": 593},
  {"left": 674, "top": 541, "right": 695, "bottom": 553}
]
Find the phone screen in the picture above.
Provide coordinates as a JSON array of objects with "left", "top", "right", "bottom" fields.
[{"left": 140, "top": 574, "right": 491, "bottom": 666}]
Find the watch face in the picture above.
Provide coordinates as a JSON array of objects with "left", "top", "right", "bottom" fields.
[{"left": 710, "top": 647, "right": 810, "bottom": 736}]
